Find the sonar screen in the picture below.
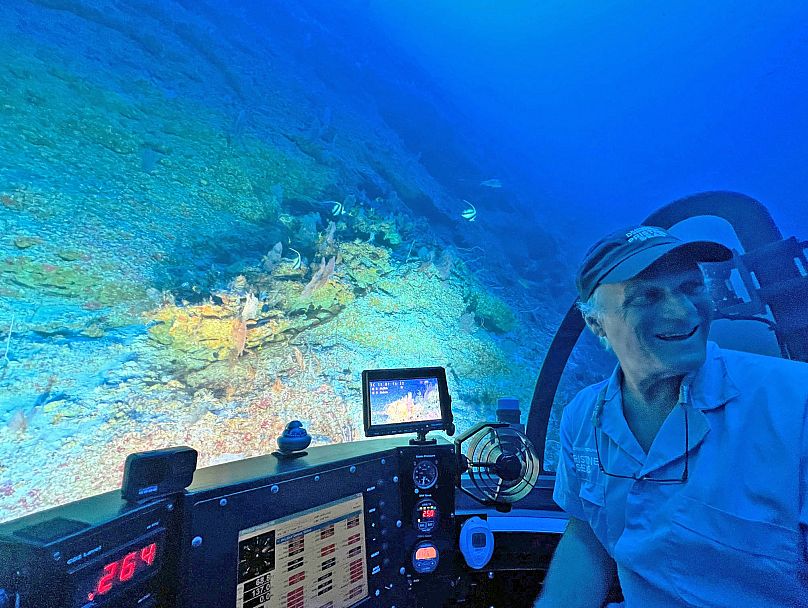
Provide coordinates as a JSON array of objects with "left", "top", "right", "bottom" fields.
[{"left": 362, "top": 366, "right": 453, "bottom": 438}]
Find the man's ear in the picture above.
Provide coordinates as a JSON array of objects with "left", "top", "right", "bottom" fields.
[{"left": 584, "top": 315, "right": 607, "bottom": 340}]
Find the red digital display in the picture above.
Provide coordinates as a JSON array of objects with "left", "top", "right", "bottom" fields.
[
  {"left": 415, "top": 546, "right": 437, "bottom": 560},
  {"left": 86, "top": 541, "right": 160, "bottom": 601},
  {"left": 421, "top": 509, "right": 436, "bottom": 519}
]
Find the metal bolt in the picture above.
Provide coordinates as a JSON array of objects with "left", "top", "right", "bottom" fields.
[
  {"left": 314, "top": 475, "right": 320, "bottom": 482},
  {"left": 166, "top": 502, "right": 174, "bottom": 511},
  {"left": 52, "top": 551, "right": 61, "bottom": 561},
  {"left": 381, "top": 458, "right": 386, "bottom": 465},
  {"left": 350, "top": 466, "right": 356, "bottom": 474},
  {"left": 191, "top": 536, "right": 203, "bottom": 548},
  {"left": 219, "top": 498, "right": 228, "bottom": 507},
  {"left": 392, "top": 475, "right": 399, "bottom": 483},
  {"left": 399, "top": 567, "right": 406, "bottom": 575},
  {"left": 271, "top": 485, "right": 279, "bottom": 494},
  {"left": 395, "top": 520, "right": 402, "bottom": 528}
]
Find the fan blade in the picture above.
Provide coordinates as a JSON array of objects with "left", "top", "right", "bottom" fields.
[{"left": 493, "top": 477, "right": 504, "bottom": 501}]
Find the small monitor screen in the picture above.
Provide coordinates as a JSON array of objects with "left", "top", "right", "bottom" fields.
[
  {"left": 362, "top": 367, "right": 453, "bottom": 437},
  {"left": 236, "top": 494, "right": 367, "bottom": 608},
  {"left": 367, "top": 377, "right": 442, "bottom": 425}
]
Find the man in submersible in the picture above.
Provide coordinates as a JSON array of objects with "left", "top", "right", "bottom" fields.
[{"left": 535, "top": 226, "right": 808, "bottom": 607}]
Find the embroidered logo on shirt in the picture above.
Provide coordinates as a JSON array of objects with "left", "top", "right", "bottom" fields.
[{"left": 573, "top": 447, "right": 600, "bottom": 476}]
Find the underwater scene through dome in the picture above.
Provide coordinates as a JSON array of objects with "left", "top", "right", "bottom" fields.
[
  {"left": 0, "top": 0, "right": 580, "bottom": 523},
  {"left": 3, "top": 0, "right": 806, "bottom": 526}
]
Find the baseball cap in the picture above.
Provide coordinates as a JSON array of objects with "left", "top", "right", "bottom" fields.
[{"left": 576, "top": 226, "right": 733, "bottom": 301}]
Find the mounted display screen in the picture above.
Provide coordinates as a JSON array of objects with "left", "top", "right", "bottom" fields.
[
  {"left": 236, "top": 494, "right": 368, "bottom": 608},
  {"left": 362, "top": 367, "right": 453, "bottom": 437}
]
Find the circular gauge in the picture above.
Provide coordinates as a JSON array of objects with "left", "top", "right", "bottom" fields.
[
  {"left": 412, "top": 460, "right": 438, "bottom": 490},
  {"left": 413, "top": 498, "right": 440, "bottom": 534},
  {"left": 411, "top": 541, "right": 440, "bottom": 574}
]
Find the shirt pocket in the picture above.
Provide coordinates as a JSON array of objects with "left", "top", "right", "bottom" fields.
[
  {"left": 665, "top": 494, "right": 803, "bottom": 607},
  {"left": 578, "top": 480, "right": 609, "bottom": 549}
]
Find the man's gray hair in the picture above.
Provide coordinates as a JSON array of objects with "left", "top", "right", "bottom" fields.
[{"left": 576, "top": 287, "right": 612, "bottom": 351}]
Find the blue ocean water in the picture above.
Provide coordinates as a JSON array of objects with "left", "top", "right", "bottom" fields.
[{"left": 0, "top": 0, "right": 805, "bottom": 522}]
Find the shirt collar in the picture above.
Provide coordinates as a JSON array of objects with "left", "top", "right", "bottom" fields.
[
  {"left": 595, "top": 342, "right": 739, "bottom": 466},
  {"left": 602, "top": 341, "right": 740, "bottom": 411},
  {"left": 687, "top": 341, "right": 741, "bottom": 410}
]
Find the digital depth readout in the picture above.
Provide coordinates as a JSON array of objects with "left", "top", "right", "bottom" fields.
[
  {"left": 90, "top": 543, "right": 157, "bottom": 598},
  {"left": 71, "top": 533, "right": 164, "bottom": 606}
]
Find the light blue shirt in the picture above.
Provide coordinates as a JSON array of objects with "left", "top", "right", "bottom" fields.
[{"left": 554, "top": 342, "right": 808, "bottom": 607}]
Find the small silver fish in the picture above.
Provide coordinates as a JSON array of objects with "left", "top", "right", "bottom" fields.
[
  {"left": 480, "top": 178, "right": 502, "bottom": 188},
  {"left": 461, "top": 200, "right": 477, "bottom": 222}
]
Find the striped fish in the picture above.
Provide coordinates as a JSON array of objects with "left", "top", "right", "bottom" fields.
[
  {"left": 289, "top": 248, "right": 302, "bottom": 270},
  {"left": 461, "top": 200, "right": 477, "bottom": 222}
]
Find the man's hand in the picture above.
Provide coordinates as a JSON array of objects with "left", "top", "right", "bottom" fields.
[{"left": 534, "top": 517, "right": 616, "bottom": 608}]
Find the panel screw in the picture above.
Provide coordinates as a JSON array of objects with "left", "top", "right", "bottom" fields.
[
  {"left": 192, "top": 536, "right": 203, "bottom": 548},
  {"left": 219, "top": 498, "right": 228, "bottom": 507},
  {"left": 350, "top": 466, "right": 356, "bottom": 474},
  {"left": 166, "top": 502, "right": 175, "bottom": 511},
  {"left": 392, "top": 475, "right": 399, "bottom": 483},
  {"left": 314, "top": 475, "right": 321, "bottom": 482},
  {"left": 381, "top": 458, "right": 386, "bottom": 465},
  {"left": 271, "top": 485, "right": 279, "bottom": 494},
  {"left": 52, "top": 551, "right": 61, "bottom": 561}
]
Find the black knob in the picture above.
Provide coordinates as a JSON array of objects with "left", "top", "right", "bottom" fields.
[{"left": 276, "top": 420, "right": 311, "bottom": 453}]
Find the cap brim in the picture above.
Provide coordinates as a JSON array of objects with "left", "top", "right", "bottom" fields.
[{"left": 600, "top": 240, "right": 733, "bottom": 286}]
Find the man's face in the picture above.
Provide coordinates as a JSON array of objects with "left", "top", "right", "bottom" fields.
[{"left": 595, "top": 259, "right": 712, "bottom": 384}]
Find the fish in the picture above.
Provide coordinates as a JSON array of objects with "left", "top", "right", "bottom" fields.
[
  {"left": 327, "top": 201, "right": 346, "bottom": 216},
  {"left": 461, "top": 200, "right": 477, "bottom": 222},
  {"left": 289, "top": 247, "right": 302, "bottom": 270},
  {"left": 480, "top": 178, "right": 502, "bottom": 188}
]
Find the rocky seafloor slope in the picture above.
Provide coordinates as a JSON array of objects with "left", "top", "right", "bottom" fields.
[{"left": 0, "top": 0, "right": 571, "bottom": 522}]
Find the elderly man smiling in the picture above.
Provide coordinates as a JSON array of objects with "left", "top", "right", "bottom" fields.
[{"left": 535, "top": 226, "right": 808, "bottom": 608}]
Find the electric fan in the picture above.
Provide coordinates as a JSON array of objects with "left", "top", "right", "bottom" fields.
[{"left": 455, "top": 422, "right": 541, "bottom": 511}]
